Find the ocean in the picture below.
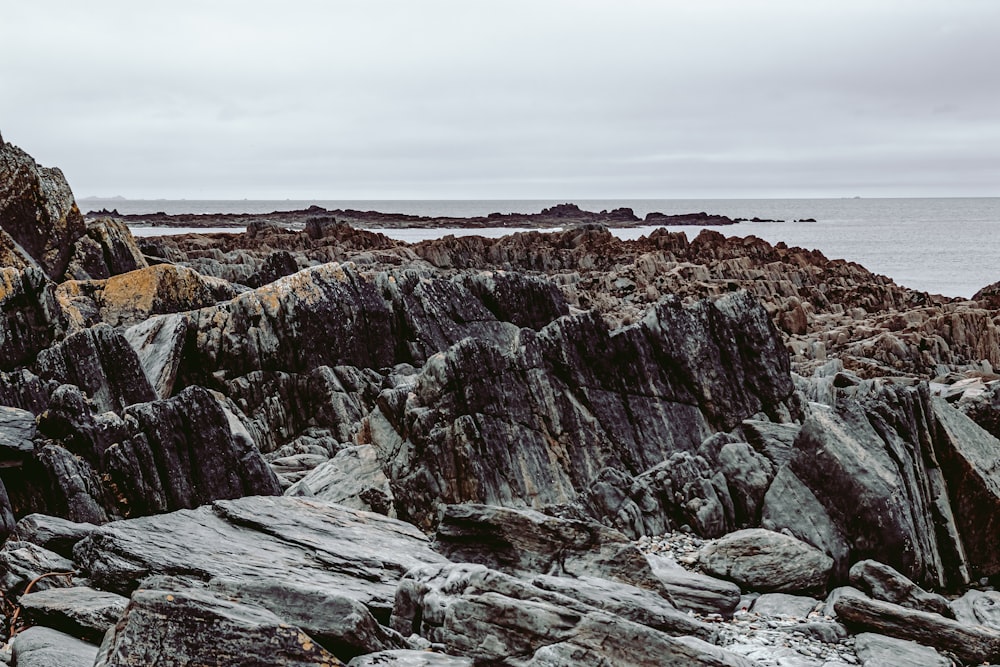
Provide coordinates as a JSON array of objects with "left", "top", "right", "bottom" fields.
[{"left": 81, "top": 197, "right": 1000, "bottom": 299}]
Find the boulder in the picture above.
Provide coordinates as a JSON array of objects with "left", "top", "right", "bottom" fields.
[
  {"left": 848, "top": 559, "right": 951, "bottom": 617},
  {"left": 286, "top": 444, "right": 395, "bottom": 516},
  {"left": 646, "top": 554, "right": 741, "bottom": 616},
  {"left": 434, "top": 504, "right": 662, "bottom": 591},
  {"left": 10, "top": 626, "right": 99, "bottom": 667},
  {"left": 698, "top": 528, "right": 833, "bottom": 594},
  {"left": 852, "top": 632, "right": 952, "bottom": 667},
  {"left": 19, "top": 585, "right": 129, "bottom": 643},
  {"left": 64, "top": 217, "right": 148, "bottom": 280},
  {"left": 750, "top": 593, "right": 820, "bottom": 619},
  {"left": 0, "top": 541, "right": 75, "bottom": 597},
  {"left": 93, "top": 587, "right": 344, "bottom": 666},
  {"left": 0, "top": 267, "right": 66, "bottom": 371},
  {"left": 834, "top": 588, "right": 1000, "bottom": 664}
]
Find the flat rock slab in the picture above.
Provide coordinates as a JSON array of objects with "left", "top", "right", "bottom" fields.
[
  {"left": 0, "top": 405, "right": 36, "bottom": 459},
  {"left": 853, "top": 632, "right": 952, "bottom": 667},
  {"left": 13, "top": 514, "right": 99, "bottom": 559},
  {"left": 698, "top": 528, "right": 833, "bottom": 594},
  {"left": 646, "top": 554, "right": 741, "bottom": 616},
  {"left": 93, "top": 587, "right": 344, "bottom": 666},
  {"left": 73, "top": 496, "right": 449, "bottom": 619},
  {"left": 20, "top": 585, "right": 128, "bottom": 643},
  {"left": 347, "top": 651, "right": 473, "bottom": 667},
  {"left": 10, "top": 625, "right": 99, "bottom": 667}
]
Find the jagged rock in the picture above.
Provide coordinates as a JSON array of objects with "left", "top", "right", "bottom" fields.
[
  {"left": 0, "top": 541, "right": 76, "bottom": 597},
  {"left": 698, "top": 528, "right": 833, "bottom": 594},
  {"left": 10, "top": 626, "right": 99, "bottom": 667},
  {"left": 0, "top": 405, "right": 36, "bottom": 461},
  {"left": 64, "top": 217, "right": 148, "bottom": 280},
  {"left": 434, "top": 504, "right": 662, "bottom": 592},
  {"left": 392, "top": 563, "right": 751, "bottom": 666},
  {"left": 286, "top": 445, "right": 395, "bottom": 516},
  {"left": 123, "top": 313, "right": 188, "bottom": 399},
  {"left": 10, "top": 514, "right": 98, "bottom": 559},
  {"left": 848, "top": 559, "right": 951, "bottom": 617},
  {"left": 347, "top": 651, "right": 472, "bottom": 667},
  {"left": 646, "top": 554, "right": 741, "bottom": 616},
  {"left": 207, "top": 577, "right": 408, "bottom": 660},
  {"left": 73, "top": 496, "right": 449, "bottom": 620},
  {"left": 950, "top": 589, "right": 1000, "bottom": 631},
  {"left": 32, "top": 384, "right": 280, "bottom": 520},
  {"left": 0, "top": 368, "right": 57, "bottom": 414},
  {"left": 19, "top": 586, "right": 129, "bottom": 643},
  {"left": 834, "top": 589, "right": 1000, "bottom": 664},
  {"left": 56, "top": 263, "right": 232, "bottom": 329},
  {"left": 974, "top": 280, "right": 1000, "bottom": 309},
  {"left": 93, "top": 587, "right": 344, "bottom": 667},
  {"left": 0, "top": 267, "right": 66, "bottom": 371},
  {"left": 35, "top": 324, "right": 156, "bottom": 413},
  {"left": 370, "top": 291, "right": 795, "bottom": 530},
  {"left": 852, "top": 632, "right": 952, "bottom": 667},
  {"left": 0, "top": 138, "right": 87, "bottom": 280},
  {"left": 30, "top": 443, "right": 110, "bottom": 525}
]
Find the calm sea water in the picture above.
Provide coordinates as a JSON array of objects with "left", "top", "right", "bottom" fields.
[{"left": 84, "top": 197, "right": 1000, "bottom": 299}]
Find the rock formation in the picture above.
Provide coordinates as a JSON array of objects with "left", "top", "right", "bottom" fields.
[{"left": 4, "top": 134, "right": 1000, "bottom": 664}]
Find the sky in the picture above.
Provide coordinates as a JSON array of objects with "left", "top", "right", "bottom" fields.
[{"left": 2, "top": 1, "right": 999, "bottom": 200}]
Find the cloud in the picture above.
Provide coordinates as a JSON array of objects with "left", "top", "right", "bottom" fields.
[{"left": 2, "top": 0, "right": 997, "bottom": 198}]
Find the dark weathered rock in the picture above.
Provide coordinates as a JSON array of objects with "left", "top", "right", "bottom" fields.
[
  {"left": 10, "top": 626, "right": 99, "bottom": 667},
  {"left": 393, "top": 563, "right": 751, "bottom": 666},
  {"left": 93, "top": 587, "right": 344, "bottom": 667},
  {"left": 73, "top": 496, "right": 448, "bottom": 620},
  {"left": 0, "top": 541, "right": 76, "bottom": 597},
  {"left": 65, "top": 217, "right": 148, "bottom": 280},
  {"left": 0, "top": 139, "right": 86, "bottom": 280},
  {"left": 0, "top": 267, "right": 66, "bottom": 371},
  {"left": 646, "top": 554, "right": 741, "bottom": 616},
  {"left": 10, "top": 514, "right": 98, "bottom": 560},
  {"left": 434, "top": 504, "right": 662, "bottom": 591},
  {"left": 848, "top": 559, "right": 951, "bottom": 617},
  {"left": 19, "top": 585, "right": 129, "bottom": 643},
  {"left": 371, "top": 291, "right": 795, "bottom": 530},
  {"left": 35, "top": 324, "right": 156, "bottom": 413},
  {"left": 834, "top": 588, "right": 1000, "bottom": 664},
  {"left": 698, "top": 528, "right": 833, "bottom": 594}
]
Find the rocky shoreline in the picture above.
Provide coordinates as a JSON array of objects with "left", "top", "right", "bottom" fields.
[
  {"left": 4, "top": 135, "right": 1000, "bottom": 665},
  {"left": 83, "top": 202, "right": 795, "bottom": 230}
]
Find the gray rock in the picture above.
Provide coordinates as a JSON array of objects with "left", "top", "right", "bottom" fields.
[
  {"left": 848, "top": 559, "right": 951, "bottom": 617},
  {"left": 19, "top": 586, "right": 128, "bottom": 643},
  {"left": 12, "top": 514, "right": 99, "bottom": 559},
  {"left": 646, "top": 554, "right": 741, "bottom": 616},
  {"left": 716, "top": 442, "right": 775, "bottom": 527},
  {"left": 530, "top": 573, "right": 717, "bottom": 640},
  {"left": 0, "top": 405, "right": 36, "bottom": 459},
  {"left": 852, "top": 632, "right": 952, "bottom": 667},
  {"left": 433, "top": 504, "right": 662, "bottom": 591},
  {"left": 92, "top": 587, "right": 343, "bottom": 666},
  {"left": 0, "top": 267, "right": 66, "bottom": 371},
  {"left": 834, "top": 588, "right": 1000, "bottom": 664},
  {"left": 208, "top": 576, "right": 408, "bottom": 660},
  {"left": 951, "top": 588, "right": 1000, "bottom": 631},
  {"left": 10, "top": 626, "right": 98, "bottom": 667},
  {"left": 699, "top": 528, "right": 833, "bottom": 594},
  {"left": 776, "top": 621, "right": 848, "bottom": 644},
  {"left": 347, "top": 652, "right": 472, "bottom": 667},
  {"left": 123, "top": 313, "right": 188, "bottom": 399},
  {"left": 751, "top": 593, "right": 821, "bottom": 619},
  {"left": 286, "top": 444, "right": 395, "bottom": 517},
  {"left": 392, "top": 562, "right": 751, "bottom": 666},
  {"left": 0, "top": 541, "right": 76, "bottom": 597},
  {"left": 73, "top": 496, "right": 448, "bottom": 620}
]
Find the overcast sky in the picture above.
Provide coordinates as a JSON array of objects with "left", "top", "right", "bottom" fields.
[{"left": 2, "top": 1, "right": 998, "bottom": 199}]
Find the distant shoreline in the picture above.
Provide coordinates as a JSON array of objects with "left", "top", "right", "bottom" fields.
[{"left": 84, "top": 202, "right": 801, "bottom": 229}]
